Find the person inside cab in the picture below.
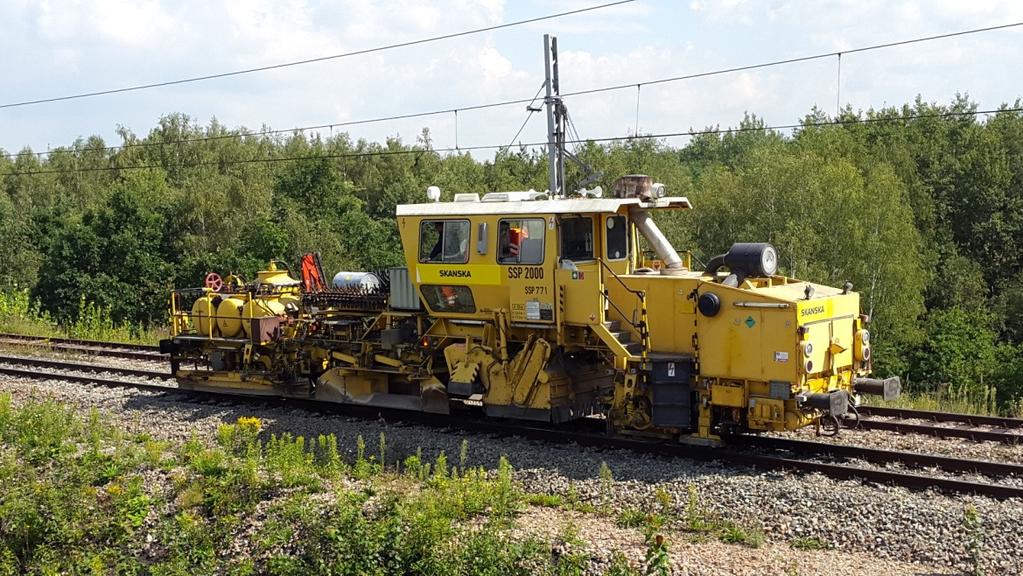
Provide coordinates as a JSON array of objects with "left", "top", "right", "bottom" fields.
[
  {"left": 420, "top": 220, "right": 469, "bottom": 263},
  {"left": 499, "top": 221, "right": 527, "bottom": 261},
  {"left": 498, "top": 219, "right": 544, "bottom": 264}
]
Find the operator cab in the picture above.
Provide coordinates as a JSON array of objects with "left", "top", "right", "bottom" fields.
[{"left": 395, "top": 176, "right": 692, "bottom": 327}]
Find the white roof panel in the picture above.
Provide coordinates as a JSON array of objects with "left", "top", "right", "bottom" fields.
[{"left": 396, "top": 196, "right": 692, "bottom": 217}]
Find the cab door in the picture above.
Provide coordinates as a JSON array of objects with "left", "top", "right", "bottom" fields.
[
  {"left": 601, "top": 214, "right": 630, "bottom": 276},
  {"left": 556, "top": 214, "right": 602, "bottom": 325},
  {"left": 497, "top": 217, "right": 556, "bottom": 324}
]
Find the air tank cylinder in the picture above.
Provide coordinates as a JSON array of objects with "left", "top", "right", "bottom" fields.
[
  {"left": 216, "top": 296, "right": 246, "bottom": 338},
  {"left": 191, "top": 295, "right": 217, "bottom": 336},
  {"left": 241, "top": 299, "right": 286, "bottom": 337}
]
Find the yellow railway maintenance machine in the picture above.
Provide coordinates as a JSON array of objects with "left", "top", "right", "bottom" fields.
[{"left": 163, "top": 175, "right": 899, "bottom": 444}]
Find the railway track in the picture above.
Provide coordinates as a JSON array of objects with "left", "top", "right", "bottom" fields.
[
  {"left": 848, "top": 405, "right": 1023, "bottom": 444},
  {"left": 0, "top": 354, "right": 173, "bottom": 386},
  {"left": 0, "top": 351, "right": 1020, "bottom": 499},
  {"left": 0, "top": 332, "right": 163, "bottom": 361},
  {"left": 13, "top": 331, "right": 1017, "bottom": 445}
]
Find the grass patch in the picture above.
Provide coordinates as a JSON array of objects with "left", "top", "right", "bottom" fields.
[
  {"left": 526, "top": 493, "right": 565, "bottom": 508},
  {"left": 0, "top": 289, "right": 164, "bottom": 345},
  {"left": 0, "top": 395, "right": 601, "bottom": 575},
  {"left": 717, "top": 521, "right": 764, "bottom": 548},
  {"left": 876, "top": 388, "right": 1022, "bottom": 418},
  {"left": 615, "top": 507, "right": 648, "bottom": 528}
]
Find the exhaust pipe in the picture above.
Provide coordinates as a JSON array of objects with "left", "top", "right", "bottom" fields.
[
  {"left": 853, "top": 376, "right": 902, "bottom": 401},
  {"left": 630, "top": 208, "right": 684, "bottom": 271}
]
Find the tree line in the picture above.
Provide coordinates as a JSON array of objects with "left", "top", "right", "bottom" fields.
[{"left": 1, "top": 95, "right": 1020, "bottom": 409}]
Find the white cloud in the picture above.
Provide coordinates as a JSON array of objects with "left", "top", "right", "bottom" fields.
[
  {"left": 32, "top": 0, "right": 179, "bottom": 46},
  {"left": 0, "top": 0, "right": 1020, "bottom": 163}
]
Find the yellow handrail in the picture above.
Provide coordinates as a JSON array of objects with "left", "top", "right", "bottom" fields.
[{"left": 596, "top": 258, "right": 650, "bottom": 359}]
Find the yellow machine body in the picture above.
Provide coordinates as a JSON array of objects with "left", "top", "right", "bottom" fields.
[{"left": 165, "top": 177, "right": 887, "bottom": 443}]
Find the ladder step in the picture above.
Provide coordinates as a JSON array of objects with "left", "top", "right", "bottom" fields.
[
  {"left": 602, "top": 320, "right": 621, "bottom": 332},
  {"left": 611, "top": 331, "right": 632, "bottom": 343},
  {"left": 624, "top": 342, "right": 643, "bottom": 355}
]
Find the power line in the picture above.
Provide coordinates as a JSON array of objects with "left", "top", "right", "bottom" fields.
[
  {"left": 0, "top": 1, "right": 634, "bottom": 110},
  {"left": 588, "top": 105, "right": 1023, "bottom": 144},
  {"left": 505, "top": 83, "right": 546, "bottom": 149},
  {"left": 558, "top": 20, "right": 1023, "bottom": 99},
  {"left": 4, "top": 106, "right": 1018, "bottom": 178},
  {"left": 5, "top": 18, "right": 1020, "bottom": 161},
  {"left": 1, "top": 94, "right": 539, "bottom": 160}
]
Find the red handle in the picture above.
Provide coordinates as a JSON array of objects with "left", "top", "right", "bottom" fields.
[{"left": 205, "top": 272, "right": 223, "bottom": 293}]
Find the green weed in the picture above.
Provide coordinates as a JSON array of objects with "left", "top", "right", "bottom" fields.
[
  {"left": 718, "top": 522, "right": 764, "bottom": 548},
  {"left": 964, "top": 505, "right": 984, "bottom": 576},
  {"left": 606, "top": 552, "right": 641, "bottom": 576},
  {"left": 526, "top": 493, "right": 565, "bottom": 508},
  {"left": 598, "top": 461, "right": 614, "bottom": 513},
  {"left": 616, "top": 508, "right": 648, "bottom": 529}
]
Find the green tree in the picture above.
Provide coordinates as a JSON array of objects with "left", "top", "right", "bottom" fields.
[
  {"left": 33, "top": 170, "right": 177, "bottom": 325},
  {"left": 912, "top": 307, "right": 999, "bottom": 400}
]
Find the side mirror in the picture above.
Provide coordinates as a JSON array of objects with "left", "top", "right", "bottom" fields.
[{"left": 476, "top": 222, "right": 488, "bottom": 255}]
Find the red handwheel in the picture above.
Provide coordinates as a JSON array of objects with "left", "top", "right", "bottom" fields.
[{"left": 205, "top": 272, "right": 224, "bottom": 293}]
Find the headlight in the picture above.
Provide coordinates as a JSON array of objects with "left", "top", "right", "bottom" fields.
[{"left": 855, "top": 330, "right": 871, "bottom": 362}]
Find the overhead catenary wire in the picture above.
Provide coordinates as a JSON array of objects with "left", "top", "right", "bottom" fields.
[
  {"left": 2, "top": 96, "right": 541, "bottom": 160},
  {"left": 4, "top": 106, "right": 1019, "bottom": 178},
  {"left": 558, "top": 20, "right": 1023, "bottom": 100},
  {"left": 5, "top": 18, "right": 1021, "bottom": 161},
  {"left": 505, "top": 83, "right": 547, "bottom": 149},
  {"left": 0, "top": 0, "right": 635, "bottom": 110}
]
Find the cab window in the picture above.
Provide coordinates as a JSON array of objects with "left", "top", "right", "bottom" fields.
[
  {"left": 498, "top": 218, "right": 545, "bottom": 264},
  {"left": 419, "top": 220, "right": 470, "bottom": 263},
  {"left": 560, "top": 217, "right": 594, "bottom": 261},
  {"left": 420, "top": 285, "right": 475, "bottom": 313},
  {"left": 605, "top": 215, "right": 628, "bottom": 260}
]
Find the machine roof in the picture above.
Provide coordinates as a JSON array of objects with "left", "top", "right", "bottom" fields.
[{"left": 396, "top": 196, "right": 692, "bottom": 217}]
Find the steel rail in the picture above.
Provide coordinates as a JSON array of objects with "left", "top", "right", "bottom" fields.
[
  {"left": 0, "top": 334, "right": 163, "bottom": 361},
  {"left": 733, "top": 435, "right": 1023, "bottom": 477},
  {"left": 849, "top": 418, "right": 1022, "bottom": 444},
  {"left": 0, "top": 332, "right": 161, "bottom": 352},
  {"left": 0, "top": 354, "right": 1020, "bottom": 499},
  {"left": 0, "top": 366, "right": 179, "bottom": 393},
  {"left": 0, "top": 355, "right": 172, "bottom": 380},
  {"left": 856, "top": 405, "right": 1023, "bottom": 429},
  {"left": 472, "top": 422, "right": 1023, "bottom": 500}
]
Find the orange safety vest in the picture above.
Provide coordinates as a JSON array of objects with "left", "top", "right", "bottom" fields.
[{"left": 508, "top": 226, "right": 529, "bottom": 257}]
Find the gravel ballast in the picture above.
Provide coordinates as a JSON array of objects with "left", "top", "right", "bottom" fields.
[{"left": 1, "top": 374, "right": 1018, "bottom": 575}]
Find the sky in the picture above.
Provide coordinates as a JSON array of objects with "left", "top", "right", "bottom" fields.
[{"left": 1, "top": 0, "right": 1022, "bottom": 158}]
